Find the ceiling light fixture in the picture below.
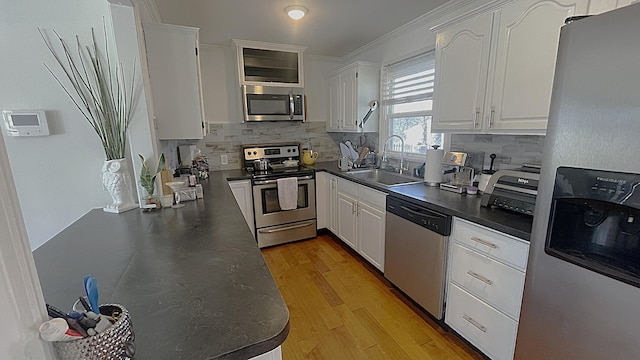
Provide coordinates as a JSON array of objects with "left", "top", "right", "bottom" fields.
[{"left": 286, "top": 6, "right": 307, "bottom": 20}]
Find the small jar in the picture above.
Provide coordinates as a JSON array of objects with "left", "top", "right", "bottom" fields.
[{"left": 195, "top": 184, "right": 204, "bottom": 199}]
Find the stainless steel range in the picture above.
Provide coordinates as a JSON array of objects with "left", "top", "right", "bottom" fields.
[{"left": 243, "top": 143, "right": 316, "bottom": 248}]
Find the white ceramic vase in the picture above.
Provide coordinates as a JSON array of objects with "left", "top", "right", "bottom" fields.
[{"left": 101, "top": 158, "right": 137, "bottom": 213}]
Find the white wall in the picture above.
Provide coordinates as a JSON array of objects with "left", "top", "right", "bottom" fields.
[
  {"left": 0, "top": 0, "right": 157, "bottom": 250},
  {"left": 304, "top": 55, "right": 342, "bottom": 122},
  {"left": 0, "top": 0, "right": 113, "bottom": 250}
]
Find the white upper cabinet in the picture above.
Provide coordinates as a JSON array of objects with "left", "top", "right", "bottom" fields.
[
  {"left": 433, "top": 12, "right": 494, "bottom": 132},
  {"left": 432, "top": 0, "right": 588, "bottom": 134},
  {"left": 233, "top": 39, "right": 305, "bottom": 87},
  {"left": 144, "top": 23, "right": 205, "bottom": 140},
  {"left": 327, "top": 62, "right": 380, "bottom": 133},
  {"left": 587, "top": 0, "right": 638, "bottom": 14}
]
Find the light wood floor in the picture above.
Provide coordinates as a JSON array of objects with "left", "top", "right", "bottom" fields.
[{"left": 261, "top": 233, "right": 485, "bottom": 360}]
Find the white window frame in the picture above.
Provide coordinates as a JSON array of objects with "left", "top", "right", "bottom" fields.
[{"left": 378, "top": 49, "right": 450, "bottom": 163}]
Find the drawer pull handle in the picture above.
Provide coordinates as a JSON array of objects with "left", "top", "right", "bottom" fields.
[
  {"left": 463, "top": 314, "right": 487, "bottom": 332},
  {"left": 467, "top": 270, "right": 493, "bottom": 285},
  {"left": 470, "top": 236, "right": 498, "bottom": 249}
]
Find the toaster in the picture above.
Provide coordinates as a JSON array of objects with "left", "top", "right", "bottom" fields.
[{"left": 480, "top": 169, "right": 540, "bottom": 215}]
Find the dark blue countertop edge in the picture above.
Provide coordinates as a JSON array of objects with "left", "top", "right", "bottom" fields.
[{"left": 33, "top": 171, "right": 289, "bottom": 360}]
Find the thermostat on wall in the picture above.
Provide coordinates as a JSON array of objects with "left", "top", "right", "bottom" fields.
[{"left": 2, "top": 110, "right": 49, "bottom": 136}]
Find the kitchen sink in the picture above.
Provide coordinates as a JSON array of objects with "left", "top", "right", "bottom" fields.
[{"left": 345, "top": 169, "right": 422, "bottom": 187}]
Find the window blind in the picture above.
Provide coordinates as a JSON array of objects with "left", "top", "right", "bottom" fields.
[{"left": 381, "top": 51, "right": 435, "bottom": 106}]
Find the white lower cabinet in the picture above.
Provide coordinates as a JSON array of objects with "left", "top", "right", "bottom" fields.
[
  {"left": 316, "top": 172, "right": 339, "bottom": 234},
  {"left": 445, "top": 217, "right": 529, "bottom": 360},
  {"left": 228, "top": 180, "right": 254, "bottom": 237},
  {"left": 337, "top": 190, "right": 358, "bottom": 250},
  {"left": 446, "top": 284, "right": 519, "bottom": 360},
  {"left": 249, "top": 346, "right": 282, "bottom": 360},
  {"left": 335, "top": 177, "right": 386, "bottom": 271},
  {"left": 315, "top": 172, "right": 328, "bottom": 230}
]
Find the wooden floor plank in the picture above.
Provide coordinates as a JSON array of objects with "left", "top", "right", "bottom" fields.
[{"left": 261, "top": 234, "right": 483, "bottom": 359}]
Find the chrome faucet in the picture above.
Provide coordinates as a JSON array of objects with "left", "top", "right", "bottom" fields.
[{"left": 381, "top": 135, "right": 405, "bottom": 174}]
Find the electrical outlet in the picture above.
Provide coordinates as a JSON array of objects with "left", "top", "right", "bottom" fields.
[{"left": 220, "top": 154, "right": 228, "bottom": 165}]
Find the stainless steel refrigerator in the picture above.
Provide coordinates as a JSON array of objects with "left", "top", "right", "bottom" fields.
[{"left": 515, "top": 4, "right": 640, "bottom": 359}]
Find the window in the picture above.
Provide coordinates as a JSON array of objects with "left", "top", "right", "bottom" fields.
[{"left": 381, "top": 51, "right": 443, "bottom": 156}]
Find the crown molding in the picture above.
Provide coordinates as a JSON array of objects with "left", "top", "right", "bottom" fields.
[
  {"left": 343, "top": 0, "right": 478, "bottom": 60},
  {"left": 141, "top": 0, "right": 162, "bottom": 22},
  {"left": 305, "top": 54, "right": 342, "bottom": 63},
  {"left": 430, "top": 0, "right": 517, "bottom": 31}
]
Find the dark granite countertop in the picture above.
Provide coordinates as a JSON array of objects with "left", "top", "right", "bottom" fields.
[
  {"left": 33, "top": 171, "right": 289, "bottom": 360},
  {"left": 307, "top": 161, "right": 532, "bottom": 241}
]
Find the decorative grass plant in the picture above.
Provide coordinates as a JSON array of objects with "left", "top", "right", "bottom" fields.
[{"left": 39, "top": 24, "right": 136, "bottom": 160}]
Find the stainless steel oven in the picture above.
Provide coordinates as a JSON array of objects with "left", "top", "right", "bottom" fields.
[
  {"left": 253, "top": 174, "right": 316, "bottom": 247},
  {"left": 244, "top": 143, "right": 317, "bottom": 248}
]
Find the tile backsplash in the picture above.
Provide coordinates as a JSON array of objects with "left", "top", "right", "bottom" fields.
[
  {"left": 160, "top": 122, "right": 378, "bottom": 171},
  {"left": 450, "top": 134, "right": 545, "bottom": 170},
  {"left": 159, "top": 125, "right": 544, "bottom": 173}
]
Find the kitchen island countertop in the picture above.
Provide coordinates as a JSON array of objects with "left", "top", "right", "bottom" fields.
[{"left": 33, "top": 170, "right": 288, "bottom": 360}]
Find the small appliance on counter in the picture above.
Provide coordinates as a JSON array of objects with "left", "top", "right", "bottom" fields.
[
  {"left": 480, "top": 166, "right": 540, "bottom": 215},
  {"left": 439, "top": 151, "right": 484, "bottom": 193}
]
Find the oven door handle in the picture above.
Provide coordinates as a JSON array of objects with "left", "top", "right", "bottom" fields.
[
  {"left": 253, "top": 175, "right": 313, "bottom": 185},
  {"left": 258, "top": 221, "right": 315, "bottom": 234}
]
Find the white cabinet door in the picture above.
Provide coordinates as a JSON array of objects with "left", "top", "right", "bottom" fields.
[
  {"left": 327, "top": 62, "right": 379, "bottom": 133},
  {"left": 341, "top": 67, "right": 359, "bottom": 131},
  {"left": 328, "top": 175, "right": 338, "bottom": 234},
  {"left": 588, "top": 0, "right": 637, "bottom": 14},
  {"left": 433, "top": 12, "right": 493, "bottom": 132},
  {"left": 433, "top": 0, "right": 587, "bottom": 134},
  {"left": 446, "top": 283, "right": 519, "bottom": 360},
  {"left": 315, "top": 172, "right": 331, "bottom": 230},
  {"left": 488, "top": 0, "right": 587, "bottom": 132},
  {"left": 144, "top": 23, "right": 204, "bottom": 140},
  {"left": 357, "top": 200, "right": 385, "bottom": 271},
  {"left": 228, "top": 180, "right": 254, "bottom": 237},
  {"left": 337, "top": 191, "right": 358, "bottom": 250},
  {"left": 327, "top": 75, "right": 342, "bottom": 131}
]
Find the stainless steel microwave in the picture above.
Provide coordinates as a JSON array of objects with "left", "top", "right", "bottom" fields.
[{"left": 242, "top": 85, "right": 305, "bottom": 122}]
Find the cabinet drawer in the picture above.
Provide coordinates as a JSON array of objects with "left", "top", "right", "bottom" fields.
[
  {"left": 337, "top": 177, "right": 359, "bottom": 197},
  {"left": 358, "top": 185, "right": 386, "bottom": 208},
  {"left": 452, "top": 218, "right": 529, "bottom": 271},
  {"left": 446, "top": 283, "right": 518, "bottom": 360},
  {"left": 450, "top": 244, "right": 525, "bottom": 319}
]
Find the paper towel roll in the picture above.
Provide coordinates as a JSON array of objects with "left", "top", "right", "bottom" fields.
[{"left": 424, "top": 148, "right": 444, "bottom": 186}]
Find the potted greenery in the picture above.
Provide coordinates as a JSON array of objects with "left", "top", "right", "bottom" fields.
[
  {"left": 138, "top": 153, "right": 165, "bottom": 207},
  {"left": 39, "top": 25, "right": 138, "bottom": 213}
]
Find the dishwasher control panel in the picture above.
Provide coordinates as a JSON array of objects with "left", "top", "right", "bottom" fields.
[{"left": 386, "top": 197, "right": 452, "bottom": 236}]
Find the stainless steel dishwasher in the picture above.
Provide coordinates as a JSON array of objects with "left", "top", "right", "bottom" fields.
[{"left": 384, "top": 196, "right": 451, "bottom": 320}]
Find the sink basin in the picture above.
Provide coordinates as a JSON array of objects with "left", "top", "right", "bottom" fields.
[{"left": 345, "top": 169, "right": 422, "bottom": 187}]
